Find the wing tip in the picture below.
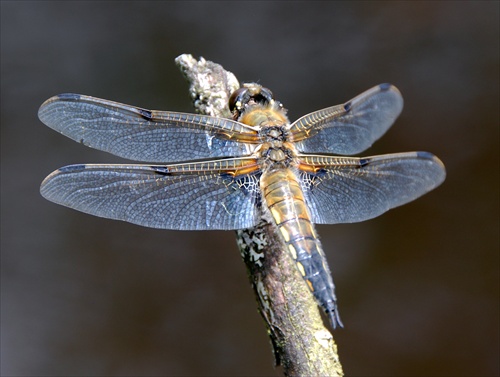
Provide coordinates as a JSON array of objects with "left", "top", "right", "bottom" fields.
[
  {"left": 38, "top": 93, "right": 82, "bottom": 123},
  {"left": 58, "top": 163, "right": 88, "bottom": 172},
  {"left": 416, "top": 150, "right": 437, "bottom": 160},
  {"left": 416, "top": 151, "right": 446, "bottom": 168},
  {"left": 40, "top": 170, "right": 58, "bottom": 201},
  {"left": 378, "top": 82, "right": 400, "bottom": 94},
  {"left": 56, "top": 93, "right": 82, "bottom": 101},
  {"left": 379, "top": 82, "right": 393, "bottom": 91},
  {"left": 416, "top": 151, "right": 447, "bottom": 185},
  {"left": 40, "top": 164, "right": 88, "bottom": 195},
  {"left": 377, "top": 83, "right": 403, "bottom": 103},
  {"left": 39, "top": 93, "right": 81, "bottom": 108}
]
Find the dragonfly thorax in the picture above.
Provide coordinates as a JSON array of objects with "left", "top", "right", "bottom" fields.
[
  {"left": 260, "top": 125, "right": 289, "bottom": 144},
  {"left": 239, "top": 105, "right": 289, "bottom": 129},
  {"left": 234, "top": 93, "right": 295, "bottom": 168},
  {"left": 258, "top": 134, "right": 297, "bottom": 167},
  {"left": 260, "top": 144, "right": 295, "bottom": 167},
  {"left": 251, "top": 115, "right": 296, "bottom": 168}
]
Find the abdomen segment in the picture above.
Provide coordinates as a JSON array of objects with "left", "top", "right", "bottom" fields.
[{"left": 261, "top": 168, "right": 343, "bottom": 328}]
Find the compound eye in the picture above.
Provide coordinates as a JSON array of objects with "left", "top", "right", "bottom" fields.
[
  {"left": 258, "top": 87, "right": 274, "bottom": 104},
  {"left": 229, "top": 88, "right": 248, "bottom": 112}
]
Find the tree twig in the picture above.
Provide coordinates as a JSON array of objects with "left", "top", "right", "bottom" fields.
[{"left": 175, "top": 54, "right": 343, "bottom": 377}]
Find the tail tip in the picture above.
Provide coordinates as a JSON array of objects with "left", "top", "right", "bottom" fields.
[{"left": 328, "top": 308, "right": 344, "bottom": 329}]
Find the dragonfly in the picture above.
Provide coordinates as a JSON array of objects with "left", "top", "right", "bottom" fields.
[{"left": 39, "top": 82, "right": 446, "bottom": 329}]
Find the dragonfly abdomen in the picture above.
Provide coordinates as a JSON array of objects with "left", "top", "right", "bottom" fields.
[{"left": 261, "top": 168, "right": 343, "bottom": 328}]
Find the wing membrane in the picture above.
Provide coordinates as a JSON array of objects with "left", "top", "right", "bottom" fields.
[
  {"left": 38, "top": 94, "right": 259, "bottom": 163},
  {"left": 40, "top": 159, "right": 262, "bottom": 230},
  {"left": 299, "top": 152, "right": 446, "bottom": 224},
  {"left": 290, "top": 84, "right": 403, "bottom": 155}
]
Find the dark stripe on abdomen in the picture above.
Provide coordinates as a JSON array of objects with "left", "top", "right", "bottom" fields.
[{"left": 261, "top": 168, "right": 343, "bottom": 328}]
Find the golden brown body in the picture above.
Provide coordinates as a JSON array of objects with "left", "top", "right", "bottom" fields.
[
  {"left": 39, "top": 82, "right": 445, "bottom": 329},
  {"left": 240, "top": 99, "right": 342, "bottom": 326}
]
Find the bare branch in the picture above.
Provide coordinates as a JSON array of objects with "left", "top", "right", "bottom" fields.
[{"left": 175, "top": 54, "right": 343, "bottom": 377}]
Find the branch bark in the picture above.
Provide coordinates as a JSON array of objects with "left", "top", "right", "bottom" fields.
[{"left": 175, "top": 54, "right": 343, "bottom": 377}]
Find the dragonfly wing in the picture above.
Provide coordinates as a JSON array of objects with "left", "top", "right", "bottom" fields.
[
  {"left": 299, "top": 152, "right": 446, "bottom": 224},
  {"left": 290, "top": 84, "right": 403, "bottom": 155},
  {"left": 40, "top": 160, "right": 262, "bottom": 230},
  {"left": 39, "top": 94, "right": 259, "bottom": 163}
]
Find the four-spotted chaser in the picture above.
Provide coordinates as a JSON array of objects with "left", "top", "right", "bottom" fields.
[{"left": 39, "top": 83, "right": 446, "bottom": 329}]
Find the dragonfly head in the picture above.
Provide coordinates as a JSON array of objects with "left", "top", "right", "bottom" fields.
[{"left": 229, "top": 83, "right": 285, "bottom": 120}]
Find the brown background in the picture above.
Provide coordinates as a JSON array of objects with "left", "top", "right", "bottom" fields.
[{"left": 1, "top": 1, "right": 498, "bottom": 376}]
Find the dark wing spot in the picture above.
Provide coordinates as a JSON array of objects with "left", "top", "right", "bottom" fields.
[
  {"left": 138, "top": 109, "right": 153, "bottom": 120},
  {"left": 416, "top": 151, "right": 435, "bottom": 160},
  {"left": 152, "top": 166, "right": 171, "bottom": 175},
  {"left": 379, "top": 83, "right": 392, "bottom": 91},
  {"left": 57, "top": 93, "right": 81, "bottom": 101},
  {"left": 358, "top": 158, "right": 370, "bottom": 167},
  {"left": 316, "top": 168, "right": 328, "bottom": 176},
  {"left": 343, "top": 101, "right": 352, "bottom": 112},
  {"left": 59, "top": 164, "right": 87, "bottom": 172}
]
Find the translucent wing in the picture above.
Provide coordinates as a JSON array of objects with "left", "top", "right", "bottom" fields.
[
  {"left": 299, "top": 152, "right": 446, "bottom": 224},
  {"left": 290, "top": 84, "right": 403, "bottom": 155},
  {"left": 40, "top": 159, "right": 262, "bottom": 230},
  {"left": 38, "top": 94, "right": 259, "bottom": 163}
]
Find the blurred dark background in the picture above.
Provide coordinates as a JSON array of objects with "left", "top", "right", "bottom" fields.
[{"left": 1, "top": 1, "right": 498, "bottom": 376}]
